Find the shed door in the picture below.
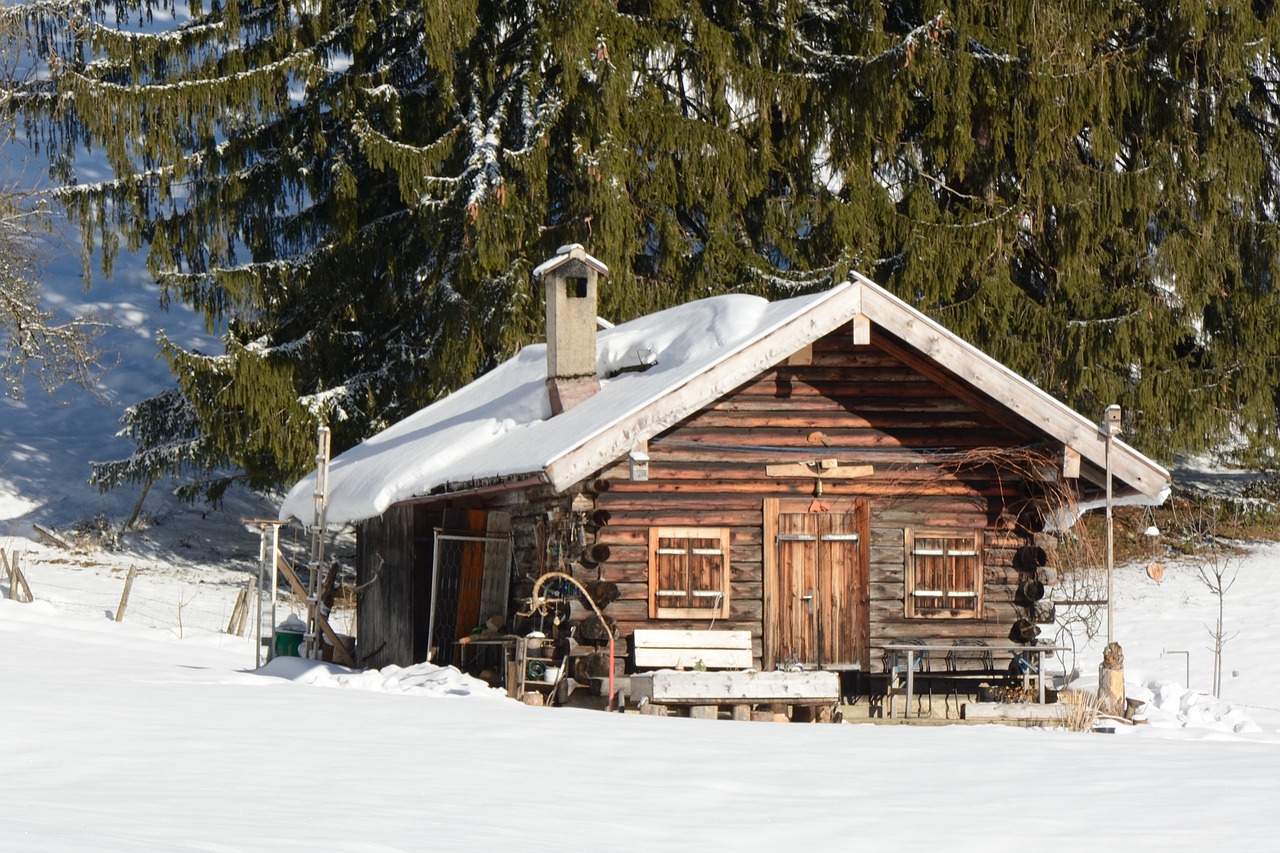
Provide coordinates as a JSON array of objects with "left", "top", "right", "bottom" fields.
[{"left": 764, "top": 498, "right": 869, "bottom": 670}]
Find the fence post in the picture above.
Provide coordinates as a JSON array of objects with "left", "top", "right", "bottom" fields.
[
  {"left": 2, "top": 549, "right": 14, "bottom": 601},
  {"left": 245, "top": 576, "right": 258, "bottom": 637},
  {"left": 227, "top": 588, "right": 247, "bottom": 635},
  {"left": 115, "top": 567, "right": 138, "bottom": 622},
  {"left": 2, "top": 549, "right": 33, "bottom": 603}
]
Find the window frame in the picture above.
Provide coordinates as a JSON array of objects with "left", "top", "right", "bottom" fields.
[
  {"left": 904, "top": 528, "right": 984, "bottom": 619},
  {"left": 647, "top": 526, "right": 732, "bottom": 620}
]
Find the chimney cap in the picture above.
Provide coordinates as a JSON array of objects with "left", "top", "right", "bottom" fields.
[{"left": 533, "top": 244, "right": 610, "bottom": 279}]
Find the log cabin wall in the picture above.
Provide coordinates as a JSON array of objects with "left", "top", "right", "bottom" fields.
[
  {"left": 356, "top": 485, "right": 575, "bottom": 669},
  {"left": 355, "top": 504, "right": 417, "bottom": 670},
  {"left": 575, "top": 327, "right": 1043, "bottom": 673}
]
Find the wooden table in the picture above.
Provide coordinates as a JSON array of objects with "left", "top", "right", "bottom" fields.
[{"left": 878, "top": 643, "right": 1067, "bottom": 718}]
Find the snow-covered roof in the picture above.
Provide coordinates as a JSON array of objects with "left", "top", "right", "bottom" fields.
[{"left": 280, "top": 274, "right": 1170, "bottom": 525}]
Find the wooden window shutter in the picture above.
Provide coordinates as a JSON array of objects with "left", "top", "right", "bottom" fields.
[
  {"left": 905, "top": 529, "right": 983, "bottom": 619},
  {"left": 648, "top": 526, "right": 731, "bottom": 619}
]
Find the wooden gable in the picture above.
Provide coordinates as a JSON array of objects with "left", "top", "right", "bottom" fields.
[{"left": 582, "top": 323, "right": 1054, "bottom": 669}]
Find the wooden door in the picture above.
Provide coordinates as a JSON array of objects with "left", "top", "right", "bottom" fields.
[{"left": 764, "top": 498, "right": 869, "bottom": 670}]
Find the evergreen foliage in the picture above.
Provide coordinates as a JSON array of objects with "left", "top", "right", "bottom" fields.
[
  {"left": 0, "top": 16, "right": 104, "bottom": 402},
  {"left": 4, "top": 1, "right": 1280, "bottom": 491}
]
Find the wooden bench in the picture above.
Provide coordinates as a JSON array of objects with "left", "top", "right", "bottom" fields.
[
  {"left": 631, "top": 629, "right": 754, "bottom": 671},
  {"left": 627, "top": 630, "right": 840, "bottom": 722}
]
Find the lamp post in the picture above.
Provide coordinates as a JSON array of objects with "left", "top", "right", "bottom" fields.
[{"left": 1102, "top": 404, "right": 1122, "bottom": 645}]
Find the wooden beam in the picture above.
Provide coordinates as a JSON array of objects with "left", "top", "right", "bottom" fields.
[
  {"left": 275, "top": 551, "right": 308, "bottom": 600},
  {"left": 316, "top": 611, "right": 356, "bottom": 667},
  {"left": 765, "top": 462, "right": 873, "bottom": 478},
  {"left": 852, "top": 314, "right": 871, "bottom": 346},
  {"left": 1062, "top": 446, "right": 1081, "bottom": 479},
  {"left": 785, "top": 344, "right": 813, "bottom": 366},
  {"left": 274, "top": 550, "right": 355, "bottom": 666},
  {"left": 32, "top": 524, "right": 72, "bottom": 550}
]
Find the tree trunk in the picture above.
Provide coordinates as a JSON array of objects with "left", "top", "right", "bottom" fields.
[{"left": 1098, "top": 641, "right": 1126, "bottom": 718}]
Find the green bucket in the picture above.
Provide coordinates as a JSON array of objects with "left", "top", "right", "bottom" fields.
[{"left": 273, "top": 630, "right": 304, "bottom": 658}]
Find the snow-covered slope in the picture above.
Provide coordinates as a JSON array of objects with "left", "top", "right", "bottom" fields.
[{"left": 2, "top": 533, "right": 1279, "bottom": 852}]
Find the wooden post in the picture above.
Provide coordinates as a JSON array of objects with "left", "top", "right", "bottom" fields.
[
  {"left": 1098, "top": 641, "right": 1126, "bottom": 718},
  {"left": 115, "top": 567, "right": 138, "bottom": 622},
  {"left": 2, "top": 550, "right": 34, "bottom": 602},
  {"left": 226, "top": 589, "right": 247, "bottom": 634},
  {"left": 2, "top": 549, "right": 14, "bottom": 601},
  {"left": 14, "top": 563, "right": 32, "bottom": 602},
  {"left": 239, "top": 577, "right": 258, "bottom": 636}
]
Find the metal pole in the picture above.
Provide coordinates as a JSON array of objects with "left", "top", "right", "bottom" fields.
[
  {"left": 1105, "top": 432, "right": 1113, "bottom": 646},
  {"left": 270, "top": 523, "right": 280, "bottom": 659},
  {"left": 427, "top": 533, "right": 443, "bottom": 664},
  {"left": 306, "top": 426, "right": 331, "bottom": 659},
  {"left": 255, "top": 524, "right": 268, "bottom": 668},
  {"left": 1103, "top": 404, "right": 1120, "bottom": 647}
]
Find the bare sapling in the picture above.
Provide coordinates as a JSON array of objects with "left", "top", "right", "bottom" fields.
[
  {"left": 177, "top": 586, "right": 201, "bottom": 639},
  {"left": 1176, "top": 497, "right": 1241, "bottom": 697}
]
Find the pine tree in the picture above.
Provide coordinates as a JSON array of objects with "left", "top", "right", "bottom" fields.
[
  {"left": 0, "top": 17, "right": 103, "bottom": 401},
  {"left": 8, "top": 0, "right": 848, "bottom": 491},
  {"left": 803, "top": 3, "right": 1280, "bottom": 460},
  {"left": 4, "top": 1, "right": 1280, "bottom": 492}
]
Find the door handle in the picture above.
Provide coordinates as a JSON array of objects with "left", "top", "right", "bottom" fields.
[{"left": 801, "top": 589, "right": 814, "bottom": 615}]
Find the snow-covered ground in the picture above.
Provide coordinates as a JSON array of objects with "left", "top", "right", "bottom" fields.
[{"left": 2, "top": 518, "right": 1279, "bottom": 851}]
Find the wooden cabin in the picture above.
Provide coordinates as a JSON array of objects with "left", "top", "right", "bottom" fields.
[{"left": 280, "top": 245, "right": 1170, "bottom": 706}]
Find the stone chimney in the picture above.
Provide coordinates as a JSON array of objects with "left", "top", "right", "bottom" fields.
[{"left": 533, "top": 244, "right": 610, "bottom": 415}]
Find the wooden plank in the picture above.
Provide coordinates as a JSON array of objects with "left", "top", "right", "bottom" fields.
[
  {"left": 32, "top": 524, "right": 72, "bottom": 550},
  {"left": 852, "top": 313, "right": 872, "bottom": 346},
  {"left": 316, "top": 610, "right": 356, "bottom": 667},
  {"left": 480, "top": 511, "right": 511, "bottom": 625},
  {"left": 633, "top": 648, "right": 754, "bottom": 669},
  {"left": 275, "top": 552, "right": 309, "bottom": 600},
  {"left": 455, "top": 510, "right": 487, "bottom": 636},
  {"left": 765, "top": 462, "right": 874, "bottom": 478},
  {"left": 961, "top": 702, "right": 1069, "bottom": 722},
  {"left": 710, "top": 394, "right": 977, "bottom": 413},
  {"left": 630, "top": 670, "right": 840, "bottom": 703},
  {"left": 632, "top": 629, "right": 752, "bottom": 650}
]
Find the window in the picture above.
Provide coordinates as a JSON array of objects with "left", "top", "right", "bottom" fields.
[
  {"left": 905, "top": 529, "right": 983, "bottom": 618},
  {"left": 648, "top": 526, "right": 731, "bottom": 620}
]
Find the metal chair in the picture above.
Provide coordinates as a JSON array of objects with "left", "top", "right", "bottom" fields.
[
  {"left": 945, "top": 639, "right": 994, "bottom": 716},
  {"left": 946, "top": 638, "right": 993, "bottom": 672},
  {"left": 883, "top": 638, "right": 932, "bottom": 717}
]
